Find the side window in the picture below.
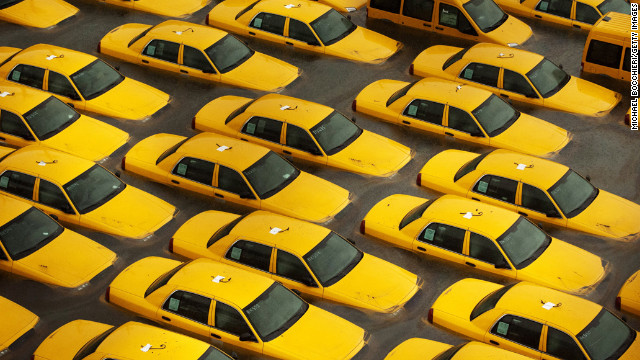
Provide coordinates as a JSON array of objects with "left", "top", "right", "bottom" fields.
[
  {"left": 218, "top": 165, "right": 253, "bottom": 197},
  {"left": 575, "top": 3, "right": 600, "bottom": 24},
  {"left": 521, "top": 183, "right": 560, "bottom": 217},
  {"left": 536, "top": 0, "right": 572, "bottom": 18},
  {"left": 163, "top": 291, "right": 211, "bottom": 324},
  {"left": 172, "top": 157, "right": 215, "bottom": 185},
  {"left": 469, "top": 232, "right": 505, "bottom": 265},
  {"left": 286, "top": 124, "right": 321, "bottom": 154},
  {"left": 473, "top": 175, "right": 518, "bottom": 203},
  {"left": 47, "top": 71, "right": 80, "bottom": 100},
  {"left": 439, "top": 4, "right": 477, "bottom": 35},
  {"left": 492, "top": 315, "right": 542, "bottom": 349},
  {"left": 0, "top": 246, "right": 7, "bottom": 261},
  {"left": 448, "top": 106, "right": 483, "bottom": 135},
  {"left": 418, "top": 223, "right": 465, "bottom": 254},
  {"left": 38, "top": 179, "right": 74, "bottom": 214},
  {"left": 546, "top": 327, "right": 587, "bottom": 360},
  {"left": 242, "top": 117, "right": 283, "bottom": 143},
  {"left": 225, "top": 240, "right": 272, "bottom": 272},
  {"left": 8, "top": 64, "right": 45, "bottom": 89},
  {"left": 143, "top": 40, "right": 180, "bottom": 63},
  {"left": 503, "top": 69, "right": 538, "bottom": 98},
  {"left": 0, "top": 110, "right": 34, "bottom": 140},
  {"left": 250, "top": 13, "right": 286, "bottom": 36},
  {"left": 182, "top": 45, "right": 215, "bottom": 73},
  {"left": 586, "top": 40, "right": 623, "bottom": 69},
  {"left": 403, "top": 99, "right": 444, "bottom": 125},
  {"left": 369, "top": 0, "right": 401, "bottom": 13},
  {"left": 623, "top": 47, "right": 630, "bottom": 72},
  {"left": 0, "top": 171, "right": 36, "bottom": 200},
  {"left": 460, "top": 63, "right": 499, "bottom": 87},
  {"left": 288, "top": 19, "right": 319, "bottom": 45},
  {"left": 403, "top": 0, "right": 434, "bottom": 21},
  {"left": 214, "top": 301, "right": 253, "bottom": 337},
  {"left": 276, "top": 249, "right": 316, "bottom": 286}
]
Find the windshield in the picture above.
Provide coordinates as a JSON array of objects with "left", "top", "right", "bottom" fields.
[
  {"left": 470, "top": 283, "right": 515, "bottom": 320},
  {"left": 526, "top": 59, "right": 570, "bottom": 98},
  {"left": 463, "top": 0, "right": 508, "bottom": 33},
  {"left": 23, "top": 97, "right": 79, "bottom": 140},
  {"left": 310, "top": 111, "right": 362, "bottom": 156},
  {"left": 0, "top": 0, "right": 22, "bottom": 9},
  {"left": 598, "top": 0, "right": 630, "bottom": 15},
  {"left": 496, "top": 218, "right": 550, "bottom": 269},
  {"left": 243, "top": 152, "right": 299, "bottom": 199},
  {"left": 199, "top": 347, "right": 233, "bottom": 360},
  {"left": 472, "top": 95, "right": 519, "bottom": 137},
  {"left": 205, "top": 34, "right": 254, "bottom": 74},
  {"left": 63, "top": 165, "right": 125, "bottom": 214},
  {"left": 548, "top": 170, "right": 598, "bottom": 218},
  {"left": 244, "top": 282, "right": 308, "bottom": 342},
  {"left": 304, "top": 232, "right": 363, "bottom": 286},
  {"left": 70, "top": 59, "right": 124, "bottom": 100},
  {"left": 0, "top": 208, "right": 62, "bottom": 261},
  {"left": 310, "top": 9, "right": 357, "bottom": 46},
  {"left": 399, "top": 200, "right": 432, "bottom": 230},
  {"left": 578, "top": 309, "right": 635, "bottom": 360}
]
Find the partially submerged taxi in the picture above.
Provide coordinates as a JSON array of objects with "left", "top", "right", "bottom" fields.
[
  {"left": 0, "top": 0, "right": 77, "bottom": 28},
  {"left": 96, "top": 0, "right": 209, "bottom": 18},
  {"left": 0, "top": 296, "right": 38, "bottom": 356}
]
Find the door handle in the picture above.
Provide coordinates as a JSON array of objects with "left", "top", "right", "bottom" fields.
[
  {"left": 445, "top": 132, "right": 454, "bottom": 137},
  {"left": 215, "top": 193, "right": 224, "bottom": 198},
  {"left": 286, "top": 41, "right": 293, "bottom": 46},
  {"left": 465, "top": 262, "right": 476, "bottom": 267},
  {"left": 500, "top": 94, "right": 509, "bottom": 98},
  {"left": 435, "top": 26, "right": 443, "bottom": 30},
  {"left": 162, "top": 316, "right": 171, "bottom": 321},
  {"left": 283, "top": 150, "right": 292, "bottom": 155},
  {"left": 573, "top": 24, "right": 581, "bottom": 29},
  {"left": 171, "top": 180, "right": 179, "bottom": 184},
  {"left": 471, "top": 197, "right": 480, "bottom": 201},
  {"left": 142, "top": 59, "right": 149, "bottom": 63},
  {"left": 534, "top": 14, "right": 542, "bottom": 18},
  {"left": 518, "top": 211, "right": 528, "bottom": 217},
  {"left": 180, "top": 69, "right": 188, "bottom": 74},
  {"left": 0, "top": 136, "right": 5, "bottom": 141},
  {"left": 402, "top": 120, "right": 411, "bottom": 124},
  {"left": 490, "top": 340, "right": 499, "bottom": 345},
  {"left": 417, "top": 246, "right": 426, "bottom": 252},
  {"left": 211, "top": 333, "right": 221, "bottom": 339},
  {"left": 249, "top": 31, "right": 256, "bottom": 35}
]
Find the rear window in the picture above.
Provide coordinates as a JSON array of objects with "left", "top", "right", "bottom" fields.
[
  {"left": 433, "top": 343, "right": 465, "bottom": 360},
  {"left": 226, "top": 98, "right": 257, "bottom": 124},
  {"left": 586, "top": 39, "right": 623, "bottom": 69},
  {"left": 399, "top": 200, "right": 432, "bottom": 230},
  {"left": 453, "top": 151, "right": 491, "bottom": 182},
  {"left": 386, "top": 81, "right": 416, "bottom": 107},
  {"left": 144, "top": 261, "right": 189, "bottom": 297},
  {"left": 206, "top": 213, "right": 250, "bottom": 247},
  {"left": 156, "top": 136, "right": 191, "bottom": 165},
  {"left": 369, "top": 0, "right": 401, "bottom": 13},
  {"left": 73, "top": 327, "right": 117, "bottom": 360},
  {"left": 443, "top": 47, "right": 470, "bottom": 70},
  {"left": 235, "top": 0, "right": 260, "bottom": 19},
  {"left": 470, "top": 283, "right": 515, "bottom": 320},
  {"left": 128, "top": 24, "right": 158, "bottom": 47}
]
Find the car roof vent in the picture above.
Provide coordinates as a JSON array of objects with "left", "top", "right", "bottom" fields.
[
  {"left": 280, "top": 105, "right": 297, "bottom": 111},
  {"left": 460, "top": 210, "right": 482, "bottom": 219},
  {"left": 497, "top": 53, "right": 514, "bottom": 59},
  {"left": 269, "top": 226, "right": 289, "bottom": 234},
  {"left": 212, "top": 275, "right": 231, "bottom": 283},
  {"left": 36, "top": 160, "right": 58, "bottom": 166},
  {"left": 515, "top": 162, "right": 533, "bottom": 170},
  {"left": 46, "top": 54, "right": 64, "bottom": 61},
  {"left": 216, "top": 144, "right": 232, "bottom": 152},
  {"left": 173, "top": 28, "right": 195, "bottom": 35},
  {"left": 0, "top": 91, "right": 14, "bottom": 97},
  {"left": 541, "top": 300, "right": 561, "bottom": 310}
]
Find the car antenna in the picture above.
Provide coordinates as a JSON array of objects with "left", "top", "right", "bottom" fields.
[
  {"left": 270, "top": 226, "right": 290, "bottom": 234},
  {"left": 514, "top": 162, "right": 533, "bottom": 170},
  {"left": 141, "top": 344, "right": 166, "bottom": 352},
  {"left": 497, "top": 53, "right": 514, "bottom": 59},
  {"left": 46, "top": 54, "right": 64, "bottom": 60},
  {"left": 541, "top": 300, "right": 561, "bottom": 309},
  {"left": 36, "top": 160, "right": 58, "bottom": 166},
  {"left": 280, "top": 105, "right": 297, "bottom": 110},
  {"left": 460, "top": 210, "right": 482, "bottom": 219},
  {"left": 455, "top": 85, "right": 463, "bottom": 92},
  {"left": 0, "top": 91, "right": 14, "bottom": 97}
]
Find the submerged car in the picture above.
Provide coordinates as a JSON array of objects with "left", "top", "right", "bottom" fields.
[
  {"left": 384, "top": 339, "right": 532, "bottom": 359},
  {"left": 0, "top": 296, "right": 38, "bottom": 355},
  {"left": 617, "top": 270, "right": 640, "bottom": 317},
  {"left": 194, "top": 93, "right": 413, "bottom": 176},
  {"left": 0, "top": 0, "right": 77, "bottom": 28},
  {"left": 96, "top": 0, "right": 209, "bottom": 18}
]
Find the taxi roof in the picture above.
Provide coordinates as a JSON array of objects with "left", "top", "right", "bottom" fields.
[
  {"left": 177, "top": 132, "right": 271, "bottom": 171},
  {"left": 476, "top": 149, "right": 569, "bottom": 190},
  {"left": 407, "top": 78, "right": 491, "bottom": 112},
  {"left": 1, "top": 145, "right": 93, "bottom": 185},
  {"left": 170, "top": 258, "right": 273, "bottom": 308},
  {"left": 592, "top": 12, "right": 631, "bottom": 40},
  {"left": 8, "top": 44, "right": 96, "bottom": 75},
  {"left": 246, "top": 94, "right": 333, "bottom": 129},
  {"left": 0, "top": 194, "right": 32, "bottom": 227},
  {"left": 464, "top": 43, "right": 543, "bottom": 74},
  {"left": 498, "top": 282, "right": 602, "bottom": 334},
  {"left": 252, "top": 0, "right": 332, "bottom": 23},
  {"left": 0, "top": 82, "right": 50, "bottom": 114},
  {"left": 144, "top": 20, "right": 227, "bottom": 49}
]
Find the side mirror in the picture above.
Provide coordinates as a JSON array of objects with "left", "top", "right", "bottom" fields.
[
  {"left": 114, "top": 171, "right": 121, "bottom": 178},
  {"left": 49, "top": 214, "right": 59, "bottom": 221},
  {"left": 239, "top": 332, "right": 256, "bottom": 342},
  {"left": 346, "top": 14, "right": 352, "bottom": 20},
  {"left": 351, "top": 116, "right": 356, "bottom": 123},
  {"left": 494, "top": 258, "right": 511, "bottom": 269},
  {"left": 346, "top": 238, "right": 355, "bottom": 245},
  {"left": 115, "top": 66, "right": 120, "bottom": 71},
  {"left": 559, "top": 64, "right": 564, "bottom": 70},
  {"left": 585, "top": 175, "right": 591, "bottom": 182}
]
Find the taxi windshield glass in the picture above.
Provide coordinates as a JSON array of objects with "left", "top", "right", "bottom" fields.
[
  {"left": 472, "top": 94, "right": 519, "bottom": 137},
  {"left": 70, "top": 59, "right": 124, "bottom": 100},
  {"left": 304, "top": 232, "right": 363, "bottom": 286},
  {"left": 198, "top": 347, "right": 233, "bottom": 360},
  {"left": 243, "top": 152, "right": 299, "bottom": 199},
  {"left": 0, "top": 208, "right": 62, "bottom": 260},
  {"left": 310, "top": 9, "right": 357, "bottom": 46},
  {"left": 578, "top": 309, "right": 635, "bottom": 360},
  {"left": 526, "top": 59, "right": 570, "bottom": 98},
  {"left": 64, "top": 165, "right": 125, "bottom": 214},
  {"left": 549, "top": 170, "right": 598, "bottom": 218},
  {"left": 205, "top": 34, "right": 254, "bottom": 73},
  {"left": 598, "top": 0, "right": 630, "bottom": 14},
  {"left": 496, "top": 218, "right": 550, "bottom": 269},
  {"left": 244, "top": 283, "right": 308, "bottom": 342},
  {"left": 23, "top": 97, "right": 79, "bottom": 140},
  {"left": 463, "top": 0, "right": 507, "bottom": 33},
  {"left": 0, "top": 0, "right": 22, "bottom": 9},
  {"left": 310, "top": 111, "right": 362, "bottom": 156}
]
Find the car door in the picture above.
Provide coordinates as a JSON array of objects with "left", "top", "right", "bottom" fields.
[
  {"left": 283, "top": 123, "right": 325, "bottom": 165},
  {"left": 180, "top": 44, "right": 219, "bottom": 82},
  {"left": 399, "top": 99, "right": 445, "bottom": 136},
  {"left": 464, "top": 230, "right": 515, "bottom": 277},
  {"left": 211, "top": 300, "right": 262, "bottom": 353},
  {"left": 444, "top": 105, "right": 487, "bottom": 144},
  {"left": 435, "top": 3, "right": 479, "bottom": 41},
  {"left": 572, "top": 2, "right": 600, "bottom": 29},
  {"left": 35, "top": 178, "right": 79, "bottom": 225},
  {"left": 139, "top": 39, "right": 181, "bottom": 73},
  {"left": 7, "top": 64, "right": 45, "bottom": 92},
  {"left": 168, "top": 157, "right": 215, "bottom": 196},
  {"left": 273, "top": 248, "right": 323, "bottom": 298},
  {"left": 0, "top": 109, "right": 36, "bottom": 147},
  {"left": 400, "top": 0, "right": 435, "bottom": 30},
  {"left": 240, "top": 116, "right": 284, "bottom": 152},
  {"left": 248, "top": 12, "right": 287, "bottom": 44},
  {"left": 542, "top": 325, "right": 588, "bottom": 360},
  {"left": 285, "top": 18, "right": 322, "bottom": 52},
  {"left": 469, "top": 174, "right": 519, "bottom": 212},
  {"left": 223, "top": 239, "right": 274, "bottom": 278},
  {"left": 500, "top": 68, "right": 542, "bottom": 104},
  {"left": 517, "top": 182, "right": 567, "bottom": 228},
  {"left": 215, "top": 164, "right": 260, "bottom": 208},
  {"left": 532, "top": 0, "right": 574, "bottom": 27},
  {"left": 45, "top": 70, "right": 83, "bottom": 110},
  {"left": 412, "top": 222, "right": 466, "bottom": 264},
  {"left": 485, "top": 313, "right": 543, "bottom": 359},
  {"left": 157, "top": 290, "right": 213, "bottom": 338},
  {"left": 0, "top": 170, "right": 36, "bottom": 205}
]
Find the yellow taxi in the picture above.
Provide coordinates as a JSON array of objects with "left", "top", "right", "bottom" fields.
[
  {"left": 0, "top": 0, "right": 77, "bottom": 28},
  {"left": 384, "top": 339, "right": 532, "bottom": 359},
  {"left": 96, "top": 0, "right": 209, "bottom": 17},
  {"left": 0, "top": 194, "right": 116, "bottom": 288},
  {"left": 0, "top": 145, "right": 176, "bottom": 239},
  {"left": 617, "top": 270, "right": 640, "bottom": 317},
  {"left": 362, "top": 194, "right": 606, "bottom": 294},
  {"left": 106, "top": 257, "right": 368, "bottom": 359},
  {"left": 123, "top": 132, "right": 351, "bottom": 223},
  {"left": 171, "top": 210, "right": 422, "bottom": 313},
  {"left": 0, "top": 82, "right": 129, "bottom": 161},
  {"left": 99, "top": 20, "right": 300, "bottom": 92},
  {"left": 417, "top": 149, "right": 640, "bottom": 240},
  {"left": 410, "top": 43, "right": 621, "bottom": 116},
  {"left": 428, "top": 279, "right": 640, "bottom": 359},
  {"left": 0, "top": 296, "right": 38, "bottom": 356},
  {"left": 495, "top": 0, "right": 629, "bottom": 30},
  {"left": 0, "top": 44, "right": 170, "bottom": 121},
  {"left": 207, "top": 0, "right": 402, "bottom": 64},
  {"left": 32, "top": 320, "right": 233, "bottom": 360},
  {"left": 194, "top": 94, "right": 413, "bottom": 176},
  {"left": 354, "top": 78, "right": 570, "bottom": 157}
]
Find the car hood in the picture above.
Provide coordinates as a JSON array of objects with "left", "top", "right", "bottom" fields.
[
  {"left": 42, "top": 115, "right": 129, "bottom": 161},
  {"left": 327, "top": 253, "right": 419, "bottom": 312},
  {"left": 82, "top": 185, "right": 175, "bottom": 239},
  {"left": 328, "top": 130, "right": 413, "bottom": 177},
  {"left": 261, "top": 171, "right": 350, "bottom": 223},
  {"left": 266, "top": 305, "right": 365, "bottom": 359},
  {"left": 132, "top": 0, "right": 209, "bottom": 17},
  {"left": 33, "top": 320, "right": 113, "bottom": 360},
  {"left": 412, "top": 45, "right": 461, "bottom": 78},
  {"left": 85, "top": 77, "right": 170, "bottom": 121},
  {"left": 17, "top": 229, "right": 116, "bottom": 287},
  {"left": 516, "top": 238, "right": 605, "bottom": 295},
  {"left": 490, "top": 112, "right": 570, "bottom": 157},
  {"left": 545, "top": 77, "right": 621, "bottom": 117},
  {"left": 325, "top": 27, "right": 401, "bottom": 64},
  {"left": 0, "top": 0, "right": 77, "bottom": 28},
  {"left": 484, "top": 15, "right": 532, "bottom": 47},
  {"left": 223, "top": 52, "right": 300, "bottom": 92},
  {"left": 569, "top": 190, "right": 640, "bottom": 240},
  {"left": 0, "top": 297, "right": 38, "bottom": 351}
]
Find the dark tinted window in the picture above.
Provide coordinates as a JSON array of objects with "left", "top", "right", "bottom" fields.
[
  {"left": 226, "top": 240, "right": 272, "bottom": 272},
  {"left": 23, "top": 97, "right": 79, "bottom": 140},
  {"left": 623, "top": 47, "right": 630, "bottom": 72},
  {"left": 70, "top": 60, "right": 124, "bottom": 101},
  {"left": 575, "top": 2, "right": 600, "bottom": 24},
  {"left": 214, "top": 301, "right": 252, "bottom": 336},
  {"left": 250, "top": 13, "right": 286, "bottom": 35},
  {"left": 469, "top": 232, "right": 505, "bottom": 265},
  {"left": 503, "top": 69, "right": 538, "bottom": 97},
  {"left": 491, "top": 315, "right": 543, "bottom": 349},
  {"left": 206, "top": 213, "right": 249, "bottom": 248},
  {"left": 386, "top": 81, "right": 415, "bottom": 107},
  {"left": 578, "top": 309, "right": 636, "bottom": 360},
  {"left": 448, "top": 106, "right": 482, "bottom": 135},
  {"left": 205, "top": 35, "right": 254, "bottom": 74},
  {"left": 418, "top": 223, "right": 464, "bottom": 253},
  {"left": 0, "top": 171, "right": 35, "bottom": 199},
  {"left": 403, "top": 99, "right": 444, "bottom": 125},
  {"left": 310, "top": 111, "right": 362, "bottom": 156},
  {"left": 218, "top": 165, "right": 252, "bottom": 196},
  {"left": 470, "top": 283, "right": 514, "bottom": 320},
  {"left": 547, "top": 327, "right": 587, "bottom": 360},
  {"left": 289, "top": 19, "right": 319, "bottom": 45},
  {"left": 172, "top": 157, "right": 215, "bottom": 185},
  {"left": 454, "top": 151, "right": 490, "bottom": 182},
  {"left": 242, "top": 117, "right": 282, "bottom": 143},
  {"left": 286, "top": 124, "right": 321, "bottom": 155},
  {"left": 536, "top": 0, "right": 572, "bottom": 18},
  {"left": 597, "top": 0, "right": 630, "bottom": 15},
  {"left": 243, "top": 152, "right": 299, "bottom": 199},
  {"left": 0, "top": 207, "right": 62, "bottom": 261},
  {"left": 439, "top": 3, "right": 477, "bottom": 35},
  {"left": 403, "top": 0, "right": 434, "bottom": 21},
  {"left": 9, "top": 64, "right": 44, "bottom": 89},
  {"left": 399, "top": 200, "right": 432, "bottom": 230},
  {"left": 145, "top": 262, "right": 188, "bottom": 297},
  {"left": 183, "top": 45, "right": 215, "bottom": 72},
  {"left": 521, "top": 183, "right": 559, "bottom": 216},
  {"left": 473, "top": 175, "right": 518, "bottom": 203},
  {"left": 586, "top": 39, "right": 623, "bottom": 69},
  {"left": 461, "top": 62, "right": 499, "bottom": 87},
  {"left": 303, "top": 232, "right": 362, "bottom": 286},
  {"left": 309, "top": 9, "right": 358, "bottom": 46},
  {"left": 0, "top": 109, "right": 33, "bottom": 140},
  {"left": 48, "top": 71, "right": 80, "bottom": 100},
  {"left": 143, "top": 40, "right": 180, "bottom": 63},
  {"left": 39, "top": 179, "right": 74, "bottom": 214},
  {"left": 276, "top": 250, "right": 316, "bottom": 286},
  {"left": 163, "top": 291, "right": 211, "bottom": 324},
  {"left": 370, "top": 0, "right": 401, "bottom": 13},
  {"left": 64, "top": 165, "right": 125, "bottom": 214},
  {"left": 443, "top": 47, "right": 470, "bottom": 70}
]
